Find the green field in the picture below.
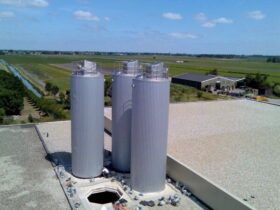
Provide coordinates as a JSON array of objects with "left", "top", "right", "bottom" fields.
[
  {"left": 17, "top": 64, "right": 71, "bottom": 92},
  {"left": 5, "top": 53, "right": 280, "bottom": 124},
  {"left": 1, "top": 54, "right": 280, "bottom": 93}
]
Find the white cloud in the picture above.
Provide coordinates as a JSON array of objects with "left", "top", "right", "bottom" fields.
[
  {"left": 202, "top": 22, "right": 216, "bottom": 28},
  {"left": 104, "top": 16, "right": 110, "bottom": 21},
  {"left": 195, "top": 12, "right": 207, "bottom": 22},
  {"left": 213, "top": 17, "right": 233, "bottom": 24},
  {"left": 195, "top": 12, "right": 233, "bottom": 28},
  {"left": 0, "top": 0, "right": 48, "bottom": 7},
  {"left": 170, "top": 32, "right": 197, "bottom": 39},
  {"left": 248, "top": 10, "right": 266, "bottom": 20},
  {"left": 162, "top": 12, "right": 182, "bottom": 20},
  {"left": 74, "top": 10, "right": 99, "bottom": 21},
  {"left": 0, "top": 11, "right": 15, "bottom": 18}
]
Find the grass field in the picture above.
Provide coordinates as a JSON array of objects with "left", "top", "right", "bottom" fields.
[
  {"left": 17, "top": 63, "right": 71, "bottom": 92},
  {"left": 170, "top": 84, "right": 229, "bottom": 102},
  {"left": 1, "top": 54, "right": 280, "bottom": 92},
  {"left": 5, "top": 54, "right": 278, "bottom": 124}
]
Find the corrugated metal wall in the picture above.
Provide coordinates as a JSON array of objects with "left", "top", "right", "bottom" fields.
[
  {"left": 112, "top": 73, "right": 135, "bottom": 172},
  {"left": 71, "top": 72, "right": 104, "bottom": 178},
  {"left": 131, "top": 76, "right": 170, "bottom": 192}
]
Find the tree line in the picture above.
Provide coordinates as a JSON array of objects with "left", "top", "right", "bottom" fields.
[
  {"left": 267, "top": 57, "right": 280, "bottom": 63},
  {"left": 25, "top": 89, "right": 68, "bottom": 120},
  {"left": 0, "top": 71, "right": 25, "bottom": 120},
  {"left": 45, "top": 82, "right": 59, "bottom": 96},
  {"left": 245, "top": 73, "right": 280, "bottom": 97},
  {"left": 0, "top": 70, "right": 70, "bottom": 124}
]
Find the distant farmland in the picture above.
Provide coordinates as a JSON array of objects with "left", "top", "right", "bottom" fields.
[{"left": 1, "top": 54, "right": 280, "bottom": 93}]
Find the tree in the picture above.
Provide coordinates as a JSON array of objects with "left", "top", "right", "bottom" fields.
[
  {"left": 0, "top": 71, "right": 24, "bottom": 115},
  {"left": 45, "top": 82, "right": 53, "bottom": 92},
  {"left": 273, "top": 84, "right": 280, "bottom": 97},
  {"left": 207, "top": 69, "right": 218, "bottom": 75},
  {"left": 26, "top": 89, "right": 68, "bottom": 120},
  {"left": 28, "top": 114, "right": 34, "bottom": 123},
  {"left": 64, "top": 90, "right": 70, "bottom": 109},
  {"left": 197, "top": 91, "right": 203, "bottom": 98},
  {"left": 104, "top": 76, "right": 112, "bottom": 97},
  {"left": 0, "top": 90, "right": 24, "bottom": 115},
  {"left": 0, "top": 71, "right": 24, "bottom": 95},
  {"left": 245, "top": 73, "right": 269, "bottom": 89},
  {"left": 59, "top": 92, "right": 65, "bottom": 104},
  {"left": 267, "top": 57, "right": 280, "bottom": 63},
  {"left": 51, "top": 85, "right": 59, "bottom": 96},
  {"left": 0, "top": 108, "right": 5, "bottom": 124}
]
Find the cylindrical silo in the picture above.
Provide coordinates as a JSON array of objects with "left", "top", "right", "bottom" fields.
[
  {"left": 131, "top": 62, "right": 170, "bottom": 193},
  {"left": 71, "top": 60, "right": 104, "bottom": 178},
  {"left": 112, "top": 60, "right": 139, "bottom": 172}
]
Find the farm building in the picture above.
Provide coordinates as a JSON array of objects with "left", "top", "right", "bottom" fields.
[{"left": 172, "top": 73, "right": 245, "bottom": 91}]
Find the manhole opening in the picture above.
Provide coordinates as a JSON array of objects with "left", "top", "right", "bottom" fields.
[{"left": 88, "top": 191, "right": 120, "bottom": 204}]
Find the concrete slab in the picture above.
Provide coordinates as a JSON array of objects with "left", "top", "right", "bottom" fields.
[
  {"left": 104, "top": 99, "right": 280, "bottom": 210},
  {"left": 0, "top": 125, "right": 70, "bottom": 210},
  {"left": 36, "top": 121, "right": 202, "bottom": 210},
  {"left": 167, "top": 100, "right": 280, "bottom": 210},
  {"left": 267, "top": 98, "right": 280, "bottom": 106}
]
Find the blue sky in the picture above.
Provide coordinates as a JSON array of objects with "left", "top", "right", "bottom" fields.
[{"left": 0, "top": 0, "right": 279, "bottom": 55}]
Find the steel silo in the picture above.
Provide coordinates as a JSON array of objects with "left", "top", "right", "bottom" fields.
[
  {"left": 112, "top": 60, "right": 139, "bottom": 172},
  {"left": 71, "top": 60, "right": 104, "bottom": 178},
  {"left": 131, "top": 62, "right": 170, "bottom": 193}
]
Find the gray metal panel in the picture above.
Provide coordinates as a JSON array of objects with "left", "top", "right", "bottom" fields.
[
  {"left": 112, "top": 72, "right": 135, "bottom": 172},
  {"left": 131, "top": 77, "right": 170, "bottom": 193},
  {"left": 71, "top": 73, "right": 104, "bottom": 178}
]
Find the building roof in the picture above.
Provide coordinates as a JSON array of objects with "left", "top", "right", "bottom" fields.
[
  {"left": 173, "top": 73, "right": 217, "bottom": 82},
  {"left": 166, "top": 100, "right": 280, "bottom": 210},
  {"left": 0, "top": 125, "right": 70, "bottom": 210},
  {"left": 173, "top": 73, "right": 245, "bottom": 83},
  {"left": 35, "top": 121, "right": 203, "bottom": 210},
  {"left": 104, "top": 100, "right": 280, "bottom": 210},
  {"left": 222, "top": 76, "right": 245, "bottom": 82}
]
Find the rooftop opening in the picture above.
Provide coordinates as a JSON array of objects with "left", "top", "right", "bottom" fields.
[{"left": 88, "top": 190, "right": 120, "bottom": 204}]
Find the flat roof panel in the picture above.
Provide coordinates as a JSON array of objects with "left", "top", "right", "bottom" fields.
[
  {"left": 167, "top": 100, "right": 280, "bottom": 210},
  {"left": 104, "top": 100, "right": 280, "bottom": 209},
  {"left": 35, "top": 121, "right": 202, "bottom": 210},
  {"left": 0, "top": 125, "right": 70, "bottom": 210}
]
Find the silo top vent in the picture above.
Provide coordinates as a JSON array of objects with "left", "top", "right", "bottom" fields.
[
  {"left": 74, "top": 60, "right": 97, "bottom": 75},
  {"left": 144, "top": 62, "right": 168, "bottom": 79},
  {"left": 122, "top": 60, "right": 139, "bottom": 75}
]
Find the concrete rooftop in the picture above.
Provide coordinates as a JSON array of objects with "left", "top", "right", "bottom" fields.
[
  {"left": 166, "top": 100, "right": 280, "bottom": 210},
  {"left": 36, "top": 121, "right": 202, "bottom": 210},
  {"left": 105, "top": 99, "right": 280, "bottom": 210},
  {"left": 0, "top": 99, "right": 279, "bottom": 210},
  {"left": 0, "top": 125, "right": 70, "bottom": 210}
]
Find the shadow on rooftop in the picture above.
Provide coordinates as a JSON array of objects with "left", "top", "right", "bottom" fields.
[
  {"left": 45, "top": 150, "right": 113, "bottom": 174},
  {"left": 45, "top": 152, "right": 72, "bottom": 173}
]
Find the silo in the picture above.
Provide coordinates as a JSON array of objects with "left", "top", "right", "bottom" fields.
[
  {"left": 112, "top": 60, "right": 139, "bottom": 172},
  {"left": 131, "top": 62, "right": 170, "bottom": 193},
  {"left": 71, "top": 60, "right": 104, "bottom": 178}
]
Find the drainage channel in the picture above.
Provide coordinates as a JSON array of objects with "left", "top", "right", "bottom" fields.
[{"left": 0, "top": 59, "right": 42, "bottom": 98}]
